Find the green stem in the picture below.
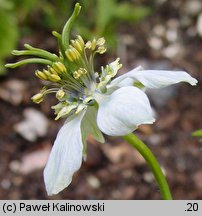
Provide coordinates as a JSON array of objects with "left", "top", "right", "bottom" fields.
[{"left": 123, "top": 133, "right": 172, "bottom": 200}]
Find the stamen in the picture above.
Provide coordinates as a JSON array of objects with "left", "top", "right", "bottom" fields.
[
  {"left": 76, "top": 35, "right": 84, "bottom": 47},
  {"left": 52, "top": 62, "right": 67, "bottom": 74},
  {"left": 91, "top": 38, "right": 97, "bottom": 51},
  {"left": 85, "top": 41, "right": 92, "bottom": 49},
  {"left": 71, "top": 36, "right": 84, "bottom": 53},
  {"left": 31, "top": 92, "right": 44, "bottom": 104},
  {"left": 43, "top": 69, "right": 52, "bottom": 77},
  {"left": 35, "top": 70, "right": 48, "bottom": 80},
  {"left": 56, "top": 89, "right": 65, "bottom": 99},
  {"left": 97, "top": 37, "right": 105, "bottom": 46},
  {"left": 48, "top": 74, "right": 61, "bottom": 82},
  {"left": 55, "top": 104, "right": 77, "bottom": 120},
  {"left": 65, "top": 46, "right": 81, "bottom": 62},
  {"left": 48, "top": 66, "right": 58, "bottom": 75},
  {"left": 73, "top": 71, "right": 81, "bottom": 79},
  {"left": 97, "top": 46, "right": 107, "bottom": 54}
]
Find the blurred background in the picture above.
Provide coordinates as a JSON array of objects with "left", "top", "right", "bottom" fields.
[{"left": 0, "top": 0, "right": 202, "bottom": 199}]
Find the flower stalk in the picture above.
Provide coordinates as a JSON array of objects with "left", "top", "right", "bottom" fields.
[{"left": 123, "top": 133, "right": 173, "bottom": 200}]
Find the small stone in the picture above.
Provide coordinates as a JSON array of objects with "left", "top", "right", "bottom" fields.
[
  {"left": 167, "top": 19, "right": 179, "bottom": 29},
  {"left": 0, "top": 79, "right": 27, "bottom": 105},
  {"left": 184, "top": 0, "right": 202, "bottom": 16},
  {"left": 148, "top": 134, "right": 161, "bottom": 146},
  {"left": 166, "top": 29, "right": 178, "bottom": 42},
  {"left": 143, "top": 172, "right": 154, "bottom": 183},
  {"left": 9, "top": 160, "right": 21, "bottom": 173},
  {"left": 19, "top": 147, "right": 50, "bottom": 174},
  {"left": 197, "top": 14, "right": 202, "bottom": 37},
  {"left": 1, "top": 179, "right": 11, "bottom": 189},
  {"left": 111, "top": 186, "right": 136, "bottom": 199},
  {"left": 122, "top": 169, "right": 133, "bottom": 179},
  {"left": 148, "top": 36, "right": 163, "bottom": 50},
  {"left": 153, "top": 25, "right": 166, "bottom": 37},
  {"left": 14, "top": 108, "right": 49, "bottom": 142},
  {"left": 193, "top": 171, "right": 202, "bottom": 189},
  {"left": 101, "top": 142, "right": 145, "bottom": 165},
  {"left": 87, "top": 175, "right": 101, "bottom": 189},
  {"left": 162, "top": 44, "right": 183, "bottom": 59}
]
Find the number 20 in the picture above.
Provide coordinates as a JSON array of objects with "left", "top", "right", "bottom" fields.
[{"left": 186, "top": 203, "right": 198, "bottom": 211}]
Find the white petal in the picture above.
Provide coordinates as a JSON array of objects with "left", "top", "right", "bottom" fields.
[
  {"left": 111, "top": 68, "right": 198, "bottom": 88},
  {"left": 95, "top": 86, "right": 155, "bottom": 136},
  {"left": 44, "top": 111, "right": 85, "bottom": 195},
  {"left": 110, "top": 66, "right": 143, "bottom": 87}
]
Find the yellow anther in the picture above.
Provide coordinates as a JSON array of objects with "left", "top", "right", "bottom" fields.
[
  {"left": 85, "top": 41, "right": 92, "bottom": 49},
  {"left": 77, "top": 35, "right": 84, "bottom": 47},
  {"left": 78, "top": 68, "right": 87, "bottom": 75},
  {"left": 91, "top": 38, "right": 97, "bottom": 51},
  {"left": 97, "top": 46, "right": 107, "bottom": 54},
  {"left": 56, "top": 89, "right": 65, "bottom": 100},
  {"left": 73, "top": 40, "right": 83, "bottom": 53},
  {"left": 65, "top": 46, "right": 81, "bottom": 62},
  {"left": 73, "top": 71, "right": 80, "bottom": 79},
  {"left": 35, "top": 70, "right": 47, "bottom": 80},
  {"left": 71, "top": 46, "right": 81, "bottom": 59},
  {"left": 52, "top": 62, "right": 67, "bottom": 73},
  {"left": 43, "top": 69, "right": 52, "bottom": 77},
  {"left": 65, "top": 50, "right": 74, "bottom": 62},
  {"left": 48, "top": 74, "right": 61, "bottom": 82},
  {"left": 31, "top": 93, "right": 44, "bottom": 104},
  {"left": 97, "top": 37, "right": 105, "bottom": 46},
  {"left": 48, "top": 67, "right": 58, "bottom": 75},
  {"left": 70, "top": 39, "right": 75, "bottom": 44}
]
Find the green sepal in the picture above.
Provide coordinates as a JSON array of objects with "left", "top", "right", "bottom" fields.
[
  {"left": 61, "top": 3, "right": 81, "bottom": 50},
  {"left": 81, "top": 106, "right": 105, "bottom": 155}
]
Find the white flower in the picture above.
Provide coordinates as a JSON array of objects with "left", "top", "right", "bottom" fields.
[
  {"left": 44, "top": 59, "right": 197, "bottom": 195},
  {"left": 5, "top": 3, "right": 198, "bottom": 196}
]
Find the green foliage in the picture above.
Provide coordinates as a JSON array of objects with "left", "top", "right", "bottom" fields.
[
  {"left": 2, "top": 0, "right": 151, "bottom": 75},
  {"left": 0, "top": 0, "right": 18, "bottom": 75},
  {"left": 76, "top": 0, "right": 151, "bottom": 48},
  {"left": 192, "top": 129, "right": 202, "bottom": 142},
  {"left": 11, "top": 0, "right": 151, "bottom": 48}
]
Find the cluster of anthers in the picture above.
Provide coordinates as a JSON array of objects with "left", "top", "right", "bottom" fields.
[
  {"left": 6, "top": 12, "right": 122, "bottom": 121},
  {"left": 31, "top": 35, "right": 113, "bottom": 120}
]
